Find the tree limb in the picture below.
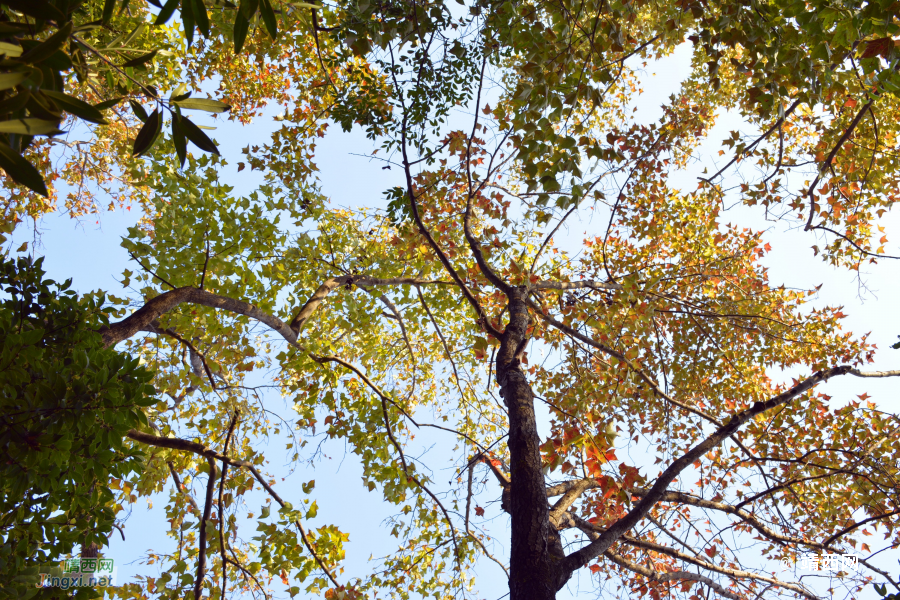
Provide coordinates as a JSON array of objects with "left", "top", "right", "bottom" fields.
[{"left": 558, "top": 365, "right": 882, "bottom": 576}]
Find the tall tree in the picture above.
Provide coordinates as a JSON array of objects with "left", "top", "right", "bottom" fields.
[{"left": 3, "top": 0, "right": 900, "bottom": 599}]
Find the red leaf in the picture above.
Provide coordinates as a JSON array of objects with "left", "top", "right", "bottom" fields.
[
  {"left": 474, "top": 506, "right": 485, "bottom": 517},
  {"left": 861, "top": 37, "right": 893, "bottom": 59}
]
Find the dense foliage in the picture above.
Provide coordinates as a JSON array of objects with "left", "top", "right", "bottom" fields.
[
  {"left": 2, "top": 0, "right": 900, "bottom": 598},
  {"left": 0, "top": 256, "right": 154, "bottom": 599}
]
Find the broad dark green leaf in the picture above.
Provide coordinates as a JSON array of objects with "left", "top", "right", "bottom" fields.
[
  {"left": 0, "top": 42, "right": 23, "bottom": 58},
  {"left": 239, "top": 0, "right": 259, "bottom": 19},
  {"left": 233, "top": 10, "right": 251, "bottom": 53},
  {"left": 122, "top": 23, "right": 146, "bottom": 46},
  {"left": 0, "top": 22, "right": 37, "bottom": 36},
  {"left": 172, "top": 113, "right": 187, "bottom": 168},
  {"left": 0, "top": 118, "right": 61, "bottom": 135},
  {"left": 182, "top": 0, "right": 196, "bottom": 46},
  {"left": 259, "top": 0, "right": 278, "bottom": 39},
  {"left": 101, "top": 0, "right": 116, "bottom": 24},
  {"left": 25, "top": 90, "right": 61, "bottom": 120},
  {"left": 179, "top": 115, "right": 219, "bottom": 154},
  {"left": 95, "top": 96, "right": 124, "bottom": 110},
  {"left": 171, "top": 97, "right": 231, "bottom": 113},
  {"left": 0, "top": 71, "right": 27, "bottom": 91},
  {"left": 129, "top": 99, "right": 148, "bottom": 122},
  {"left": 0, "top": 0, "right": 65, "bottom": 23},
  {"left": 42, "top": 90, "right": 108, "bottom": 125},
  {"left": 19, "top": 22, "right": 73, "bottom": 65},
  {"left": 73, "top": 19, "right": 104, "bottom": 33},
  {"left": 0, "top": 141, "right": 48, "bottom": 196},
  {"left": 191, "top": 0, "right": 210, "bottom": 38},
  {"left": 131, "top": 108, "right": 161, "bottom": 155},
  {"left": 28, "top": 48, "right": 73, "bottom": 72},
  {"left": 155, "top": 0, "right": 179, "bottom": 25},
  {"left": 0, "top": 90, "right": 31, "bottom": 115},
  {"left": 121, "top": 50, "right": 158, "bottom": 68}
]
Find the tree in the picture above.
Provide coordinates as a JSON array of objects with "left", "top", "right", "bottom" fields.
[
  {"left": 0, "top": 256, "right": 155, "bottom": 599},
  {"left": 3, "top": 0, "right": 900, "bottom": 598}
]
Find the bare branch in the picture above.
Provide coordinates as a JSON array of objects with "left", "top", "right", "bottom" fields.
[
  {"left": 219, "top": 411, "right": 240, "bottom": 599},
  {"left": 804, "top": 99, "right": 874, "bottom": 231},
  {"left": 289, "top": 274, "right": 452, "bottom": 334},
  {"left": 559, "top": 365, "right": 866, "bottom": 576},
  {"left": 194, "top": 457, "right": 217, "bottom": 600},
  {"left": 531, "top": 279, "right": 621, "bottom": 292},
  {"left": 603, "top": 549, "right": 743, "bottom": 600},
  {"left": 128, "top": 428, "right": 343, "bottom": 589}
]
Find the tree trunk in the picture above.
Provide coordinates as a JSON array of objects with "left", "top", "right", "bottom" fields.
[{"left": 496, "top": 289, "right": 565, "bottom": 600}]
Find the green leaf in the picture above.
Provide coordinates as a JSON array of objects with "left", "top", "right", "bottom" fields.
[
  {"left": 171, "top": 98, "right": 231, "bottom": 113},
  {"left": 182, "top": 0, "right": 196, "bottom": 46},
  {"left": 0, "top": 141, "right": 48, "bottom": 196},
  {"left": 42, "top": 90, "right": 108, "bottom": 125},
  {"left": 259, "top": 0, "right": 278, "bottom": 39},
  {"left": 0, "top": 118, "right": 61, "bottom": 135},
  {"left": 129, "top": 100, "right": 148, "bottom": 122},
  {"left": 95, "top": 97, "right": 125, "bottom": 110},
  {"left": 239, "top": 0, "right": 259, "bottom": 19},
  {"left": 20, "top": 22, "right": 73, "bottom": 65},
  {"left": 0, "top": 22, "right": 37, "bottom": 36},
  {"left": 233, "top": 10, "right": 251, "bottom": 53},
  {"left": 155, "top": 0, "right": 180, "bottom": 25},
  {"left": 172, "top": 113, "right": 187, "bottom": 168},
  {"left": 121, "top": 50, "right": 158, "bottom": 68},
  {"left": 101, "top": 0, "right": 116, "bottom": 24},
  {"left": 123, "top": 24, "right": 146, "bottom": 46},
  {"left": 131, "top": 108, "right": 162, "bottom": 156},
  {"left": 179, "top": 115, "right": 219, "bottom": 154},
  {"left": 0, "top": 42, "right": 23, "bottom": 58},
  {"left": 169, "top": 83, "right": 189, "bottom": 100},
  {"left": 0, "top": 90, "right": 31, "bottom": 115},
  {"left": 260, "top": 505, "right": 270, "bottom": 518},
  {"left": 0, "top": 71, "right": 27, "bottom": 91},
  {"left": 192, "top": 0, "right": 211, "bottom": 38}
]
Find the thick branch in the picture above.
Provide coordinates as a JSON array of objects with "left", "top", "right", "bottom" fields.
[
  {"left": 102, "top": 287, "right": 297, "bottom": 347},
  {"left": 127, "top": 429, "right": 255, "bottom": 469},
  {"left": 194, "top": 457, "right": 217, "bottom": 600}
]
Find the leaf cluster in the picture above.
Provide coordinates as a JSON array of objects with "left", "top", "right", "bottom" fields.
[{"left": 0, "top": 256, "right": 155, "bottom": 599}]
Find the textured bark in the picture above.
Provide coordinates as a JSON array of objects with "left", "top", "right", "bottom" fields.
[
  {"left": 496, "top": 289, "right": 565, "bottom": 600},
  {"left": 99, "top": 287, "right": 298, "bottom": 348}
]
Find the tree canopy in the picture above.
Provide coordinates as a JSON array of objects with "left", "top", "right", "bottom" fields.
[{"left": 2, "top": 0, "right": 900, "bottom": 598}]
